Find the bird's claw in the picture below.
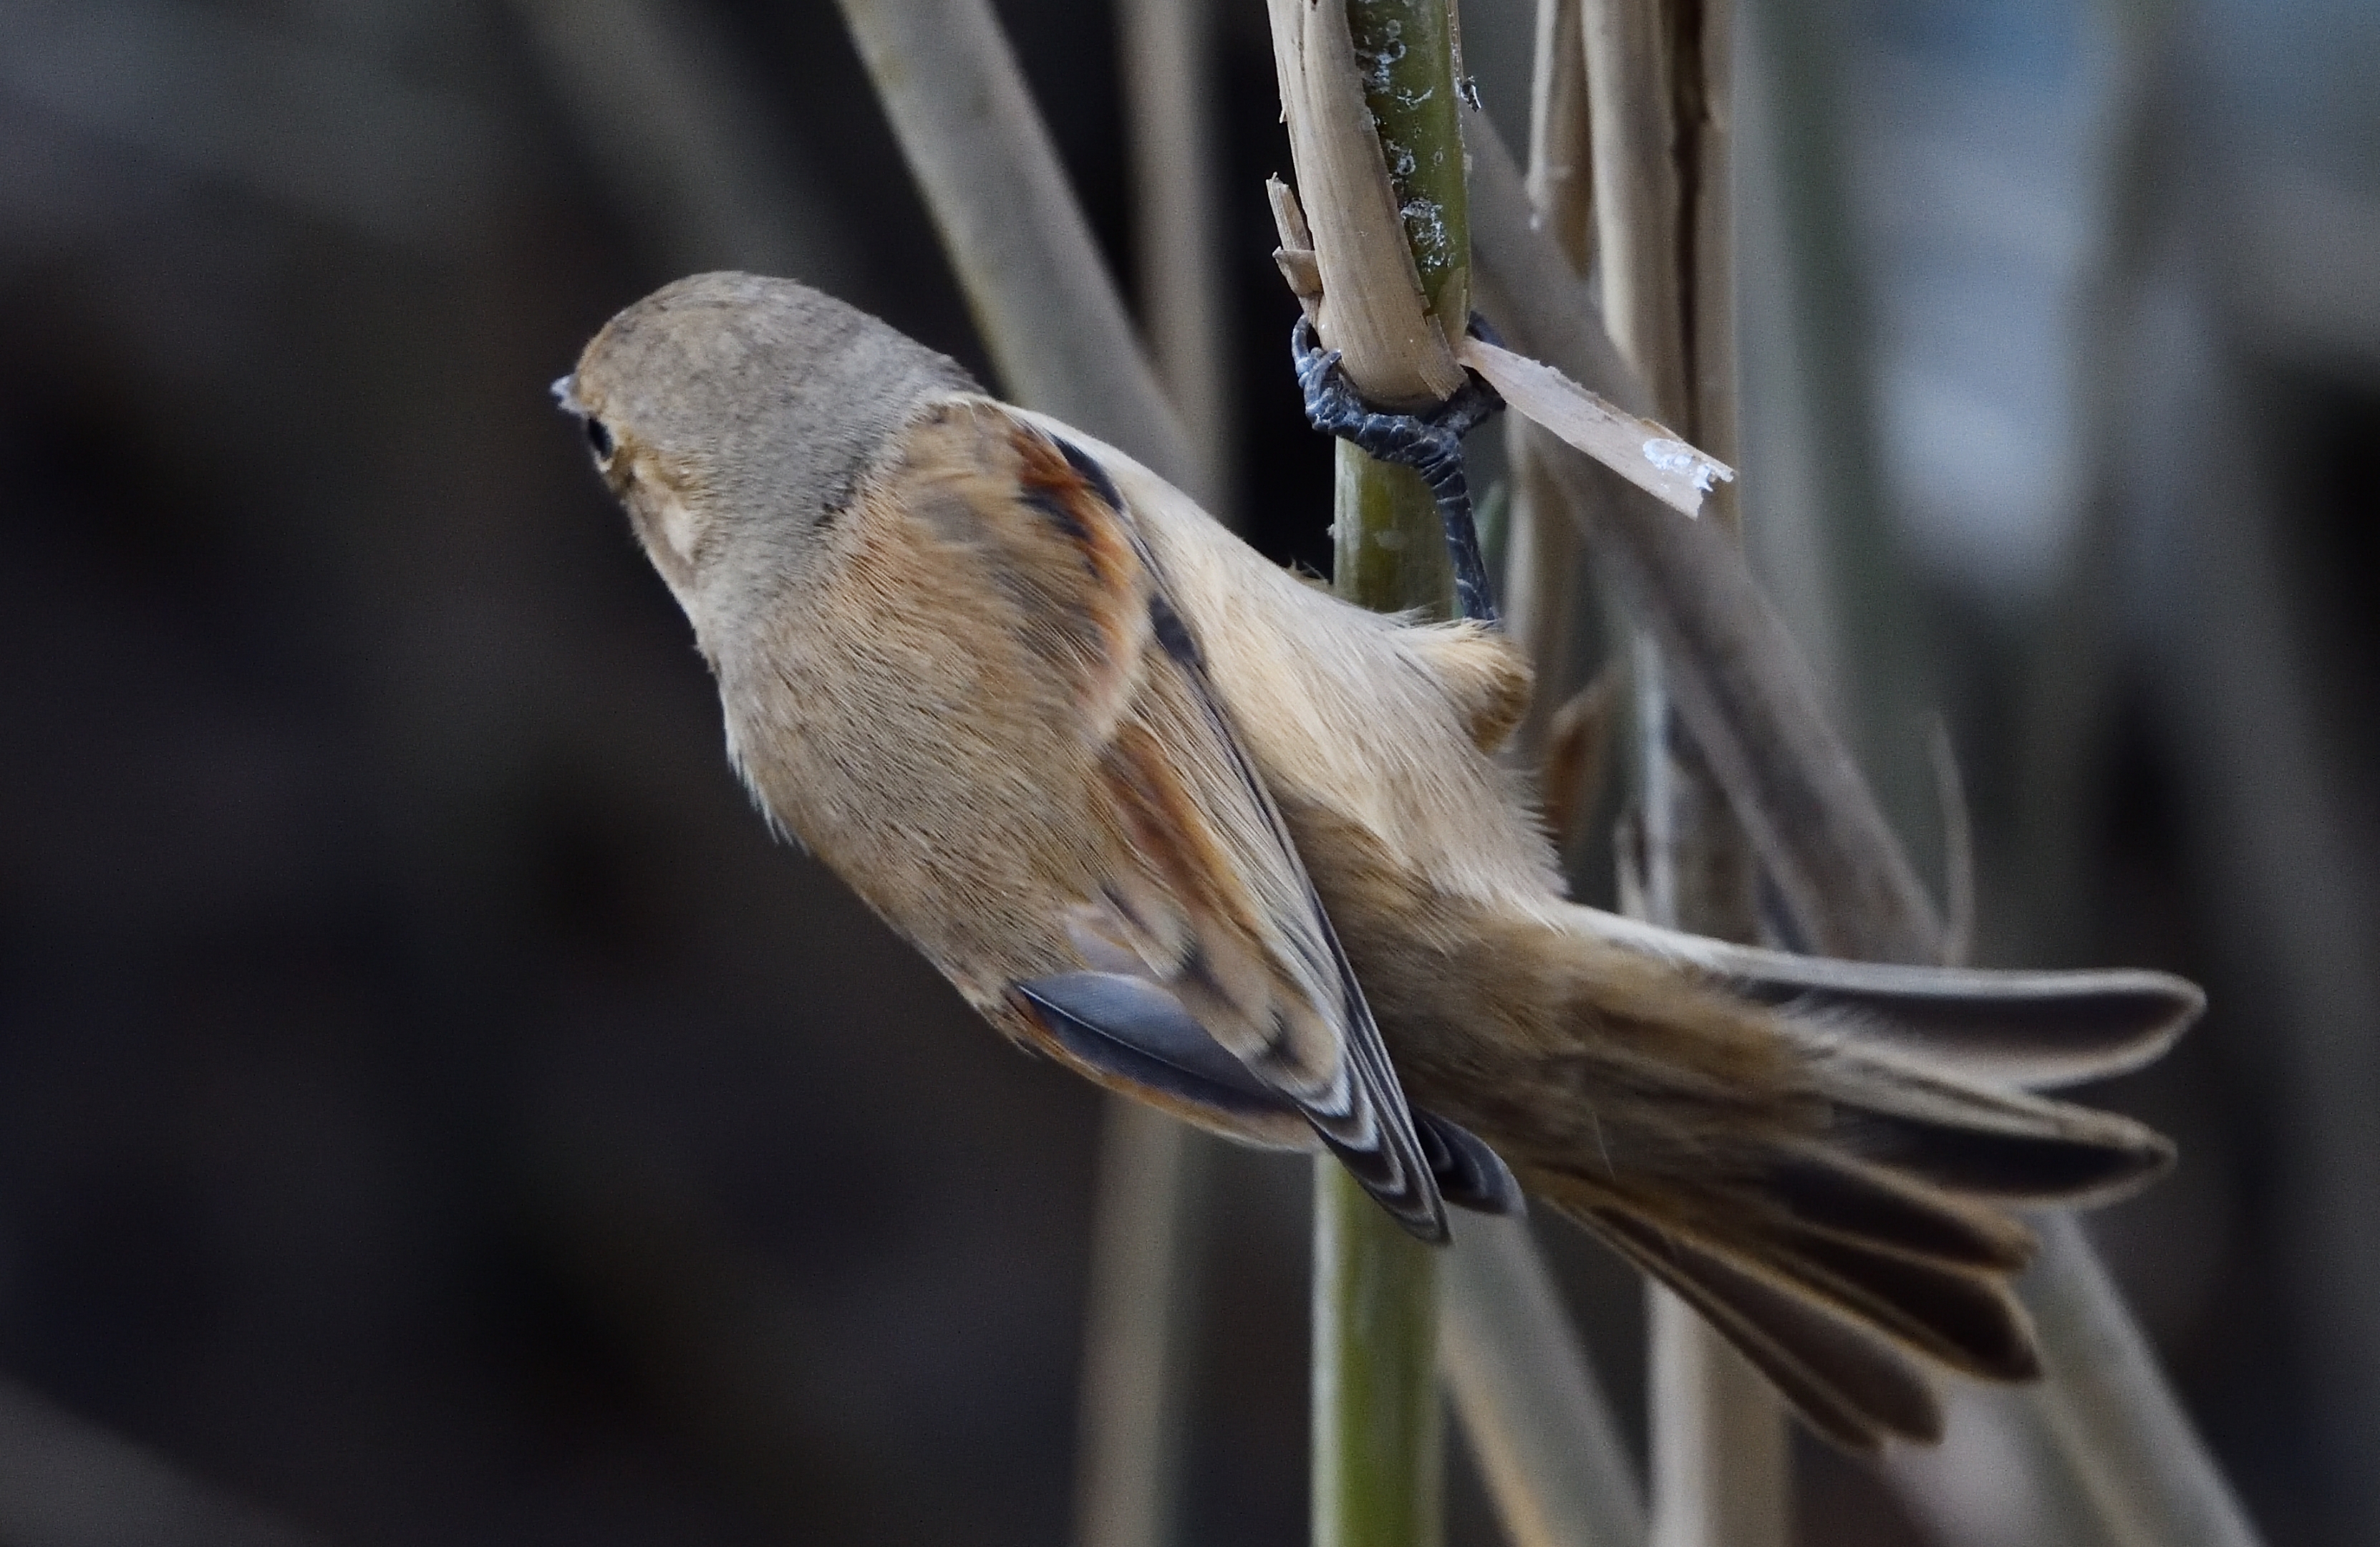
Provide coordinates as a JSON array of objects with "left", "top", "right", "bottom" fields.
[{"left": 1290, "top": 314, "right": 1504, "bottom": 625}]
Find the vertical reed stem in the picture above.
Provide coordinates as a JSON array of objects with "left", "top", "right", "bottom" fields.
[
  {"left": 1075, "top": 1100, "right": 1201, "bottom": 1547},
  {"left": 1580, "top": 0, "right": 1789, "bottom": 1540},
  {"left": 1311, "top": 4, "right": 1473, "bottom": 1544},
  {"left": 1313, "top": 1165, "right": 1445, "bottom": 1547}
]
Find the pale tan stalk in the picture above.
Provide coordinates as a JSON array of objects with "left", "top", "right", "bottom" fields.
[
  {"left": 1073, "top": 1100, "right": 1201, "bottom": 1547},
  {"left": 1625, "top": 4, "right": 1790, "bottom": 1541},
  {"left": 1070, "top": 6, "right": 1235, "bottom": 1545},
  {"left": 1440, "top": 19, "right": 1645, "bottom": 1547},
  {"left": 1504, "top": 0, "right": 1596, "bottom": 768},
  {"left": 1442, "top": 1217, "right": 1647, "bottom": 1547},
  {"left": 1121, "top": 0, "right": 1233, "bottom": 513},
  {"left": 1526, "top": 0, "right": 1597, "bottom": 272},
  {"left": 1580, "top": 0, "right": 1688, "bottom": 422},
  {"left": 834, "top": 0, "right": 1192, "bottom": 485}
]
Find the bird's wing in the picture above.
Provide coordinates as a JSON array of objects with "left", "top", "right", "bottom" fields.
[{"left": 894, "top": 398, "right": 1448, "bottom": 1239}]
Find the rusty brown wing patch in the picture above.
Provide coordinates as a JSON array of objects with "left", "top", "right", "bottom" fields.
[{"left": 994, "top": 414, "right": 1449, "bottom": 1239}]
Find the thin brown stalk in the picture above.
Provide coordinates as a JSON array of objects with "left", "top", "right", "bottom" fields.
[
  {"left": 1504, "top": 0, "right": 1597, "bottom": 767},
  {"left": 1607, "top": 2, "right": 1791, "bottom": 1538},
  {"left": 1073, "top": 1100, "right": 1202, "bottom": 1547},
  {"left": 1441, "top": 1216, "right": 1647, "bottom": 1547},
  {"left": 1685, "top": 0, "right": 1739, "bottom": 535},
  {"left": 1069, "top": 6, "right": 1236, "bottom": 1545},
  {"left": 1121, "top": 0, "right": 1233, "bottom": 514},
  {"left": 833, "top": 0, "right": 1192, "bottom": 485},
  {"left": 1527, "top": 0, "right": 1597, "bottom": 272},
  {"left": 1581, "top": 0, "right": 1689, "bottom": 423},
  {"left": 1437, "top": 21, "right": 1650, "bottom": 1547}
]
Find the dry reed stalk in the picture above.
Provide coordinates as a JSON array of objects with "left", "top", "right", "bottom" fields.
[
  {"left": 1069, "top": 5, "right": 1236, "bottom": 1544},
  {"left": 1121, "top": 0, "right": 1233, "bottom": 513},
  {"left": 1442, "top": 16, "right": 1648, "bottom": 1543},
  {"left": 833, "top": 0, "right": 1192, "bottom": 484},
  {"left": 1583, "top": 0, "right": 1794, "bottom": 1538},
  {"left": 1073, "top": 1100, "right": 1201, "bottom": 1547},
  {"left": 1441, "top": 1216, "right": 1647, "bottom": 1547}
]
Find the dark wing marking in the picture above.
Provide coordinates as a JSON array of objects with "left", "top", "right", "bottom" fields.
[
  {"left": 1416, "top": 1112, "right": 1526, "bottom": 1215},
  {"left": 1015, "top": 971, "right": 1297, "bottom": 1123}
]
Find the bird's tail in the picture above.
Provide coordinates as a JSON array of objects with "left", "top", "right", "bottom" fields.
[{"left": 1421, "top": 905, "right": 2198, "bottom": 1451}]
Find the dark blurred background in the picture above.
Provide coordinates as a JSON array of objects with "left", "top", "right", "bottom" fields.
[{"left": 0, "top": 0, "right": 2372, "bottom": 1543}]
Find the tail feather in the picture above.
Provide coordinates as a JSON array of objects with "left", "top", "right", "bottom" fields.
[
  {"left": 1581, "top": 1202, "right": 1947, "bottom": 1451},
  {"left": 1466, "top": 910, "right": 2194, "bottom": 1450},
  {"left": 1810, "top": 1044, "right": 2177, "bottom": 1204},
  {"left": 1759, "top": 1149, "right": 2031, "bottom": 1271},
  {"left": 1574, "top": 907, "right": 2202, "bottom": 1089},
  {"left": 1734, "top": 1215, "right": 2040, "bottom": 1382}
]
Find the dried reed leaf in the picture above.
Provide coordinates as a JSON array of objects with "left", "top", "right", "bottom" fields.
[{"left": 1459, "top": 335, "right": 1732, "bottom": 517}]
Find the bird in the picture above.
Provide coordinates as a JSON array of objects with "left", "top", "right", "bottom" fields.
[{"left": 555, "top": 271, "right": 2200, "bottom": 1450}]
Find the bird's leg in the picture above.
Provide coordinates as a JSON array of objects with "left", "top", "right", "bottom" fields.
[{"left": 1292, "top": 314, "right": 1505, "bottom": 625}]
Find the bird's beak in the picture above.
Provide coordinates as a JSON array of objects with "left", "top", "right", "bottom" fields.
[{"left": 551, "top": 374, "right": 585, "bottom": 415}]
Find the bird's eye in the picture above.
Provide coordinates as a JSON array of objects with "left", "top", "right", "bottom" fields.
[{"left": 584, "top": 417, "right": 615, "bottom": 459}]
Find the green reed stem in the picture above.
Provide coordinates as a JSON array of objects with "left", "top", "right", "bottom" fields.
[
  {"left": 1315, "top": 5, "right": 1472, "bottom": 1546},
  {"left": 1313, "top": 1160, "right": 1445, "bottom": 1547}
]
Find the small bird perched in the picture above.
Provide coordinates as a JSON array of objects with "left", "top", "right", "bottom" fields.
[{"left": 557, "top": 272, "right": 2200, "bottom": 1451}]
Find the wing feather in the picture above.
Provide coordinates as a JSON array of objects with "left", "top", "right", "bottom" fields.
[{"left": 929, "top": 403, "right": 1447, "bottom": 1239}]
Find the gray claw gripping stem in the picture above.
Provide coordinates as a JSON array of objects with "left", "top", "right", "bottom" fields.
[{"left": 1292, "top": 314, "right": 1505, "bottom": 626}]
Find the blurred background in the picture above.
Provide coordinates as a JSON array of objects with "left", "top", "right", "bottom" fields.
[{"left": 0, "top": 0, "right": 2371, "bottom": 1543}]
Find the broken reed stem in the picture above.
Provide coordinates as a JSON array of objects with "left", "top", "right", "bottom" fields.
[{"left": 1345, "top": 1, "right": 1471, "bottom": 332}]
